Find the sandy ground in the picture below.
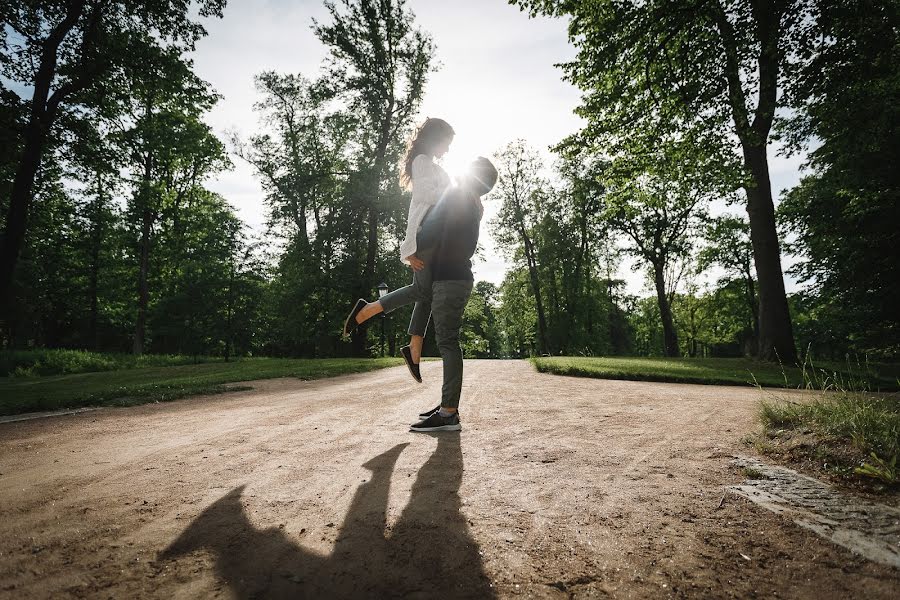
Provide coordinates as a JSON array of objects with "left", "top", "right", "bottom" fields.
[{"left": 1, "top": 360, "right": 897, "bottom": 599}]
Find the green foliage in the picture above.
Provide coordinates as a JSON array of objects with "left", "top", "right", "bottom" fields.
[
  {"left": 0, "top": 2, "right": 431, "bottom": 360},
  {"left": 1, "top": 1, "right": 260, "bottom": 357},
  {"left": 4, "top": 1, "right": 895, "bottom": 365},
  {"left": 855, "top": 454, "right": 898, "bottom": 485},
  {"left": 623, "top": 296, "right": 663, "bottom": 357},
  {"left": 601, "top": 145, "right": 712, "bottom": 357},
  {"left": 461, "top": 282, "right": 502, "bottom": 358},
  {"left": 490, "top": 142, "right": 633, "bottom": 358},
  {"left": 510, "top": 0, "right": 809, "bottom": 362},
  {"left": 669, "top": 279, "right": 757, "bottom": 358},
  {"left": 496, "top": 268, "right": 538, "bottom": 357},
  {"left": 777, "top": 1, "right": 900, "bottom": 360},
  {"left": 234, "top": 0, "right": 434, "bottom": 357},
  {"left": 0, "top": 0, "right": 228, "bottom": 304},
  {"left": 2, "top": 348, "right": 119, "bottom": 377}
]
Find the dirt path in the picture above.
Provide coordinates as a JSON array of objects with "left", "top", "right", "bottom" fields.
[{"left": 1, "top": 360, "right": 897, "bottom": 598}]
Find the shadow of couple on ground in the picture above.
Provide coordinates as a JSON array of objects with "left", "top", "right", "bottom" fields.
[{"left": 160, "top": 435, "right": 496, "bottom": 598}]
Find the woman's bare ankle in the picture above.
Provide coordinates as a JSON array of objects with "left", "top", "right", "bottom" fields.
[{"left": 409, "top": 335, "right": 423, "bottom": 363}]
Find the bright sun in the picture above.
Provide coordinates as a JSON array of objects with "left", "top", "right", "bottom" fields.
[
  {"left": 436, "top": 127, "right": 496, "bottom": 185},
  {"left": 437, "top": 151, "right": 472, "bottom": 185}
]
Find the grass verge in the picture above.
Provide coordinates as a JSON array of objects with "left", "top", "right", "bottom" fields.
[
  {"left": 0, "top": 357, "right": 404, "bottom": 416},
  {"left": 531, "top": 356, "right": 898, "bottom": 390},
  {"left": 0, "top": 348, "right": 226, "bottom": 377},
  {"left": 755, "top": 389, "right": 900, "bottom": 489}
]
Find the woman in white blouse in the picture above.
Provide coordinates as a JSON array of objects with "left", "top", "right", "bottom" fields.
[{"left": 343, "top": 119, "right": 455, "bottom": 382}]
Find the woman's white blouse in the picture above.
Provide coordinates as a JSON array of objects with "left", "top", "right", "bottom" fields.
[{"left": 399, "top": 154, "right": 450, "bottom": 263}]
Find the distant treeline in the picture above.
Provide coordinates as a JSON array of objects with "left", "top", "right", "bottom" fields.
[{"left": 1, "top": 1, "right": 897, "bottom": 362}]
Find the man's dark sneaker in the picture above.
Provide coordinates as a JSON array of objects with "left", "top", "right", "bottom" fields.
[
  {"left": 400, "top": 345, "right": 422, "bottom": 383},
  {"left": 342, "top": 299, "right": 367, "bottom": 338},
  {"left": 418, "top": 404, "right": 440, "bottom": 419},
  {"left": 410, "top": 411, "right": 461, "bottom": 432}
]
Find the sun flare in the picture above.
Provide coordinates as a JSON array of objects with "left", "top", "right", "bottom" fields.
[{"left": 437, "top": 151, "right": 474, "bottom": 185}]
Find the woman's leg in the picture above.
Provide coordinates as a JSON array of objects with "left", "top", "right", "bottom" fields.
[
  {"left": 407, "top": 300, "right": 431, "bottom": 363},
  {"left": 409, "top": 334, "right": 424, "bottom": 363},
  {"left": 354, "top": 300, "right": 384, "bottom": 324},
  {"left": 406, "top": 257, "right": 433, "bottom": 362},
  {"left": 361, "top": 271, "right": 426, "bottom": 324}
]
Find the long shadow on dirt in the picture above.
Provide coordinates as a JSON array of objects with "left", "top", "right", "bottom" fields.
[{"left": 160, "top": 435, "right": 495, "bottom": 598}]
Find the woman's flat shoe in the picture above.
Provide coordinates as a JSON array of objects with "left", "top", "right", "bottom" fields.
[
  {"left": 401, "top": 345, "right": 422, "bottom": 383},
  {"left": 343, "top": 299, "right": 367, "bottom": 338}
]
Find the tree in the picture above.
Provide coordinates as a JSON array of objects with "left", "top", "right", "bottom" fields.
[
  {"left": 107, "top": 40, "right": 229, "bottom": 354},
  {"left": 532, "top": 152, "right": 611, "bottom": 355},
  {"left": 461, "top": 281, "right": 502, "bottom": 358},
  {"left": 602, "top": 150, "right": 707, "bottom": 357},
  {"left": 778, "top": 0, "right": 900, "bottom": 359},
  {"left": 698, "top": 215, "right": 758, "bottom": 341},
  {"left": 234, "top": 72, "right": 358, "bottom": 356},
  {"left": 148, "top": 191, "right": 262, "bottom": 357},
  {"left": 496, "top": 268, "right": 537, "bottom": 357},
  {"left": 314, "top": 0, "right": 435, "bottom": 355},
  {"left": 0, "top": 0, "right": 225, "bottom": 308},
  {"left": 625, "top": 295, "right": 664, "bottom": 358},
  {"left": 68, "top": 118, "right": 123, "bottom": 350},
  {"left": 492, "top": 141, "right": 551, "bottom": 355},
  {"left": 512, "top": 0, "right": 805, "bottom": 361}
]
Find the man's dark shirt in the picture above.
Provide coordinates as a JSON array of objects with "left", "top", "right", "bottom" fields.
[{"left": 416, "top": 186, "right": 481, "bottom": 281}]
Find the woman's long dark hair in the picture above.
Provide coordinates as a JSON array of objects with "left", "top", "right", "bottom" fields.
[{"left": 400, "top": 118, "right": 455, "bottom": 189}]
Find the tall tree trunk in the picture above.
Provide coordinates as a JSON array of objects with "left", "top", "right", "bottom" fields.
[
  {"left": 713, "top": 0, "right": 796, "bottom": 363},
  {"left": 0, "top": 2, "right": 86, "bottom": 305},
  {"left": 743, "top": 264, "right": 759, "bottom": 340},
  {"left": 1, "top": 122, "right": 47, "bottom": 308},
  {"left": 522, "top": 231, "right": 549, "bottom": 355},
  {"left": 88, "top": 172, "right": 104, "bottom": 350},
  {"left": 133, "top": 150, "right": 153, "bottom": 356},
  {"left": 743, "top": 144, "right": 796, "bottom": 362},
  {"left": 653, "top": 260, "right": 679, "bottom": 357},
  {"left": 134, "top": 205, "right": 152, "bottom": 355}
]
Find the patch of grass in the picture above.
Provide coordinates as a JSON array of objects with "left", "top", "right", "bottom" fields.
[
  {"left": 0, "top": 348, "right": 225, "bottom": 377},
  {"left": 741, "top": 466, "right": 768, "bottom": 480},
  {"left": 531, "top": 356, "right": 898, "bottom": 390},
  {"left": 0, "top": 357, "right": 404, "bottom": 416},
  {"left": 758, "top": 390, "right": 900, "bottom": 487}
]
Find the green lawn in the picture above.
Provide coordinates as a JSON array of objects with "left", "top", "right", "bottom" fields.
[
  {"left": 531, "top": 356, "right": 899, "bottom": 390},
  {"left": 0, "top": 357, "right": 404, "bottom": 416}
]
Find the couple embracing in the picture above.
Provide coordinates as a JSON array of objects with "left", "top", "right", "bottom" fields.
[{"left": 343, "top": 118, "right": 498, "bottom": 434}]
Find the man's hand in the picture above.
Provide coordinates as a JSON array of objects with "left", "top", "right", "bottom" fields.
[{"left": 407, "top": 254, "right": 426, "bottom": 272}]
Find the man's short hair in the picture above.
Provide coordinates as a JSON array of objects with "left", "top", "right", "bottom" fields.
[{"left": 468, "top": 157, "right": 498, "bottom": 195}]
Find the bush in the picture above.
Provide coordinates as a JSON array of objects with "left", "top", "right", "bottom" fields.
[{"left": 1, "top": 349, "right": 115, "bottom": 376}]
